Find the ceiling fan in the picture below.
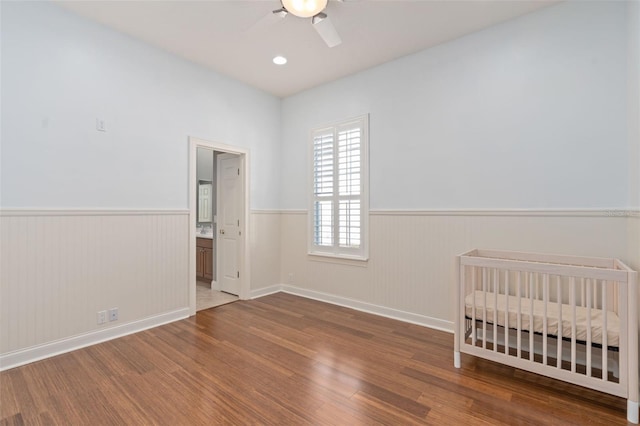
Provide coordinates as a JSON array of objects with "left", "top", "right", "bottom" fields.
[{"left": 249, "top": 0, "right": 342, "bottom": 48}]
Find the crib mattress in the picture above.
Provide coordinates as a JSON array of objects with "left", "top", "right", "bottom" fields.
[{"left": 464, "top": 291, "right": 620, "bottom": 348}]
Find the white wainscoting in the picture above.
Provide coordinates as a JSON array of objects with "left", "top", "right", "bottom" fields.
[
  {"left": 249, "top": 211, "right": 282, "bottom": 292},
  {"left": 629, "top": 213, "right": 640, "bottom": 272},
  {"left": 0, "top": 209, "right": 190, "bottom": 370},
  {"left": 279, "top": 210, "right": 633, "bottom": 332},
  {"left": 2, "top": 208, "right": 635, "bottom": 370}
]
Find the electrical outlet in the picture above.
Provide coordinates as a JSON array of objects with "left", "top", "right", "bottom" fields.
[
  {"left": 97, "top": 310, "right": 107, "bottom": 325},
  {"left": 108, "top": 308, "right": 118, "bottom": 322},
  {"left": 96, "top": 118, "right": 106, "bottom": 132}
]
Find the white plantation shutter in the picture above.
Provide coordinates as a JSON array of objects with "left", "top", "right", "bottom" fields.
[
  {"left": 313, "top": 131, "right": 334, "bottom": 246},
  {"left": 338, "top": 125, "right": 361, "bottom": 249},
  {"left": 310, "top": 115, "right": 368, "bottom": 259}
]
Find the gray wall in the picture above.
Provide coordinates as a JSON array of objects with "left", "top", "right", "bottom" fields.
[
  {"left": 1, "top": 1, "right": 282, "bottom": 210},
  {"left": 281, "top": 1, "right": 629, "bottom": 211}
]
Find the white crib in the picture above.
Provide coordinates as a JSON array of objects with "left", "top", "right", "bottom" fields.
[{"left": 454, "top": 249, "right": 638, "bottom": 423}]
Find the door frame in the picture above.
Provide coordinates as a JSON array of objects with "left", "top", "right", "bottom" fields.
[{"left": 188, "top": 136, "right": 250, "bottom": 316}]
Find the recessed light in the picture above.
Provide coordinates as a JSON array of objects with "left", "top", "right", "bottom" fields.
[{"left": 273, "top": 56, "right": 287, "bottom": 65}]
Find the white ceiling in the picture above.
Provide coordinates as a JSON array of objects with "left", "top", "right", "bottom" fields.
[{"left": 56, "top": 0, "right": 557, "bottom": 98}]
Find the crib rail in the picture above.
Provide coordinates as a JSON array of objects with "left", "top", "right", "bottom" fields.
[{"left": 454, "top": 249, "right": 638, "bottom": 423}]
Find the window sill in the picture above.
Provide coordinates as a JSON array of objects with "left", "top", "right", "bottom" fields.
[{"left": 307, "top": 252, "right": 369, "bottom": 267}]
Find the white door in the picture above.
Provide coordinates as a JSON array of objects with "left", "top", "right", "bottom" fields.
[
  {"left": 198, "top": 183, "right": 213, "bottom": 223},
  {"left": 216, "top": 154, "right": 242, "bottom": 295}
]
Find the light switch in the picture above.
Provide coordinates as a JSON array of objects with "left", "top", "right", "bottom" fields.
[{"left": 96, "top": 118, "right": 106, "bottom": 132}]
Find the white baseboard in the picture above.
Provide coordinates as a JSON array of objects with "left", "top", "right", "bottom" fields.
[
  {"left": 249, "top": 285, "right": 283, "bottom": 299},
  {"left": 0, "top": 308, "right": 189, "bottom": 371},
  {"left": 2, "top": 284, "right": 452, "bottom": 371},
  {"left": 251, "top": 284, "right": 453, "bottom": 333}
]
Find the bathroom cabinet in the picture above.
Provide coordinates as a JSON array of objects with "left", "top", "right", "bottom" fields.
[{"left": 196, "top": 237, "right": 214, "bottom": 282}]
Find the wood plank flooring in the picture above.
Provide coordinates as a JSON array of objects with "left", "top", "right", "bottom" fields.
[{"left": 0, "top": 293, "right": 630, "bottom": 425}]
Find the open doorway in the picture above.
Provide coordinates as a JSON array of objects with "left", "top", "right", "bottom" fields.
[{"left": 189, "top": 137, "right": 250, "bottom": 315}]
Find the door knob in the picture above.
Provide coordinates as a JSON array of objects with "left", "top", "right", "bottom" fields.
[{"left": 220, "top": 229, "right": 225, "bottom": 235}]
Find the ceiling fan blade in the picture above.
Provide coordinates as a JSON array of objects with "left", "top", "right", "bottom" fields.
[
  {"left": 312, "top": 13, "right": 342, "bottom": 48},
  {"left": 246, "top": 8, "right": 287, "bottom": 34}
]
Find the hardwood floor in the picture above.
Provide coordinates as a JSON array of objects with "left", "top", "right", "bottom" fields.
[{"left": 1, "top": 293, "right": 630, "bottom": 425}]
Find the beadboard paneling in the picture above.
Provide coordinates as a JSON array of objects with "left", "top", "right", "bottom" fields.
[
  {"left": 630, "top": 215, "right": 640, "bottom": 272},
  {"left": 2, "top": 209, "right": 633, "bottom": 368},
  {"left": 0, "top": 210, "right": 189, "bottom": 358},
  {"left": 249, "top": 211, "right": 281, "bottom": 291},
  {"left": 280, "top": 211, "right": 631, "bottom": 330}
]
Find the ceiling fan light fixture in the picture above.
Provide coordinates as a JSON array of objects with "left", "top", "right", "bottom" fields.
[
  {"left": 311, "top": 12, "right": 326, "bottom": 25},
  {"left": 273, "top": 8, "right": 288, "bottom": 18},
  {"left": 281, "top": 0, "right": 328, "bottom": 18}
]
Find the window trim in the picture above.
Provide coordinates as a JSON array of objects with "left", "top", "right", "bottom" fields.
[{"left": 308, "top": 114, "right": 369, "bottom": 261}]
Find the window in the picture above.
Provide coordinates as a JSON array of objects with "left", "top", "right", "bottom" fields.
[{"left": 309, "top": 114, "right": 369, "bottom": 260}]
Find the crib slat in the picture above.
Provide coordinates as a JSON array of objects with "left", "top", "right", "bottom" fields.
[
  {"left": 471, "top": 266, "right": 476, "bottom": 346},
  {"left": 471, "top": 266, "right": 477, "bottom": 346},
  {"left": 517, "top": 271, "right": 522, "bottom": 359},
  {"left": 556, "top": 275, "right": 562, "bottom": 369},
  {"left": 483, "top": 268, "right": 487, "bottom": 350},
  {"left": 628, "top": 269, "right": 639, "bottom": 417},
  {"left": 586, "top": 278, "right": 592, "bottom": 378},
  {"left": 529, "top": 272, "right": 534, "bottom": 362},
  {"left": 571, "top": 276, "right": 577, "bottom": 373},
  {"left": 505, "top": 271, "right": 510, "bottom": 356},
  {"left": 493, "top": 268, "right": 498, "bottom": 353},
  {"left": 542, "top": 274, "right": 548, "bottom": 366},
  {"left": 601, "top": 280, "right": 607, "bottom": 381}
]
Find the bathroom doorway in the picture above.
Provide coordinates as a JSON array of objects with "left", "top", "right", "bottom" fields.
[{"left": 189, "top": 137, "right": 250, "bottom": 315}]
